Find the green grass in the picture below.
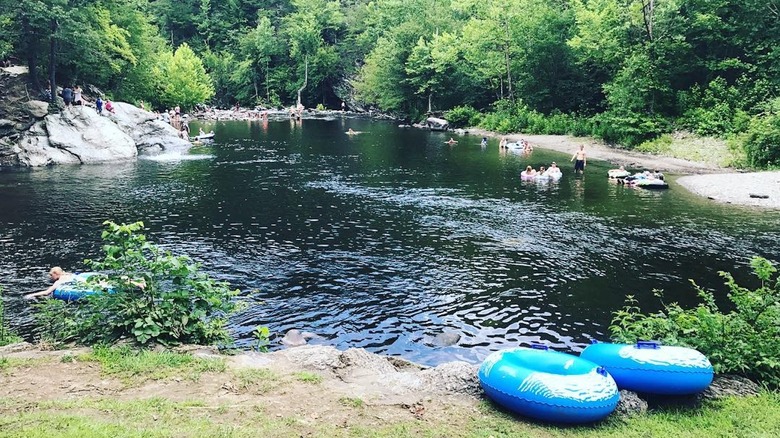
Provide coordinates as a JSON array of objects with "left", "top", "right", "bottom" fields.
[
  {"left": 293, "top": 371, "right": 323, "bottom": 384},
  {"left": 338, "top": 396, "right": 365, "bottom": 409},
  {"left": 0, "top": 392, "right": 778, "bottom": 438},
  {"left": 231, "top": 368, "right": 280, "bottom": 394},
  {"left": 635, "top": 132, "right": 746, "bottom": 168},
  {"left": 75, "top": 345, "right": 226, "bottom": 384}
]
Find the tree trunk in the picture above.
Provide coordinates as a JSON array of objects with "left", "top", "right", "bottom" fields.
[
  {"left": 642, "top": 0, "right": 654, "bottom": 42},
  {"left": 503, "top": 20, "right": 513, "bottom": 101},
  {"left": 296, "top": 56, "right": 308, "bottom": 107},
  {"left": 265, "top": 59, "right": 270, "bottom": 103},
  {"left": 22, "top": 16, "right": 41, "bottom": 91},
  {"left": 49, "top": 19, "right": 57, "bottom": 104},
  {"left": 428, "top": 93, "right": 432, "bottom": 113}
]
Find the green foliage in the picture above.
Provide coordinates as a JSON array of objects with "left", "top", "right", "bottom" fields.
[
  {"left": 445, "top": 105, "right": 480, "bottom": 128},
  {"left": 252, "top": 326, "right": 270, "bottom": 352},
  {"left": 154, "top": 43, "right": 214, "bottom": 111},
  {"left": 743, "top": 111, "right": 780, "bottom": 168},
  {"left": 34, "top": 221, "right": 239, "bottom": 347},
  {"left": 0, "top": 286, "right": 22, "bottom": 347},
  {"left": 610, "top": 256, "right": 780, "bottom": 387}
]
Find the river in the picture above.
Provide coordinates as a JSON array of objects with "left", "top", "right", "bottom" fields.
[{"left": 2, "top": 118, "right": 779, "bottom": 366}]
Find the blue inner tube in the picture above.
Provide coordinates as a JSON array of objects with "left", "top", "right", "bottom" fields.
[
  {"left": 580, "top": 341, "right": 713, "bottom": 395},
  {"left": 478, "top": 346, "right": 620, "bottom": 423},
  {"left": 52, "top": 272, "right": 103, "bottom": 302}
]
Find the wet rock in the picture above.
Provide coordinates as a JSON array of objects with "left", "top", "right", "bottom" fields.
[
  {"left": 430, "top": 332, "right": 461, "bottom": 347},
  {"left": 280, "top": 329, "right": 318, "bottom": 347},
  {"left": 701, "top": 375, "right": 761, "bottom": 400},
  {"left": 749, "top": 193, "right": 769, "bottom": 199},
  {"left": 614, "top": 390, "right": 648, "bottom": 417}
]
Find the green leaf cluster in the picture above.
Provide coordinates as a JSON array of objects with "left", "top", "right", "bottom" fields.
[
  {"left": 34, "top": 221, "right": 239, "bottom": 347},
  {"left": 610, "top": 256, "right": 780, "bottom": 387}
]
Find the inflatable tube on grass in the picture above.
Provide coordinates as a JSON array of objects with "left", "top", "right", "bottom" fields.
[
  {"left": 478, "top": 344, "right": 620, "bottom": 423},
  {"left": 580, "top": 341, "right": 713, "bottom": 395}
]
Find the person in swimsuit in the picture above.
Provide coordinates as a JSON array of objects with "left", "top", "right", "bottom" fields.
[
  {"left": 24, "top": 267, "right": 74, "bottom": 299},
  {"left": 571, "top": 144, "right": 587, "bottom": 173}
]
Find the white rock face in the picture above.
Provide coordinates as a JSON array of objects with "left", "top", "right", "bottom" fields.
[
  {"left": 16, "top": 106, "right": 136, "bottom": 166},
  {"left": 109, "top": 102, "right": 191, "bottom": 155},
  {"left": 5, "top": 101, "right": 190, "bottom": 167}
]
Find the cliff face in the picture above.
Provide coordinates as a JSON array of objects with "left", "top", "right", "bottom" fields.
[{"left": 0, "top": 66, "right": 190, "bottom": 167}]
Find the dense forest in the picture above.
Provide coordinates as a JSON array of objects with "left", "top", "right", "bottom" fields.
[{"left": 1, "top": 1, "right": 779, "bottom": 165}]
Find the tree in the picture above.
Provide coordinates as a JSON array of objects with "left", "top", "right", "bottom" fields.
[{"left": 154, "top": 43, "right": 214, "bottom": 110}]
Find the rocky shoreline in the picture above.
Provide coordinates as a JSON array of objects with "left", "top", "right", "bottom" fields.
[{"left": 0, "top": 66, "right": 189, "bottom": 167}]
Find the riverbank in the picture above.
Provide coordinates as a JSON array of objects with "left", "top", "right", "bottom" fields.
[
  {"left": 468, "top": 128, "right": 780, "bottom": 209},
  {"left": 0, "top": 344, "right": 776, "bottom": 437}
]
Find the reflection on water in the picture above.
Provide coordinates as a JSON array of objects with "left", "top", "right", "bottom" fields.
[{"left": 2, "top": 119, "right": 780, "bottom": 366}]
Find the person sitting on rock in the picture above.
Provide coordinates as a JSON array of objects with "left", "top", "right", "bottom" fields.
[{"left": 105, "top": 99, "right": 115, "bottom": 114}]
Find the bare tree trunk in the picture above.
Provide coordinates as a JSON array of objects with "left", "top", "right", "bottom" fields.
[
  {"left": 49, "top": 19, "right": 57, "bottom": 104},
  {"left": 503, "top": 20, "right": 513, "bottom": 101},
  {"left": 265, "top": 59, "right": 270, "bottom": 103},
  {"left": 297, "top": 56, "right": 308, "bottom": 107},
  {"left": 428, "top": 93, "right": 432, "bottom": 113},
  {"left": 641, "top": 0, "right": 654, "bottom": 41},
  {"left": 22, "top": 16, "right": 41, "bottom": 91}
]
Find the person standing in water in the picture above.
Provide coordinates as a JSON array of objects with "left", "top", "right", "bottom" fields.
[{"left": 571, "top": 144, "right": 587, "bottom": 174}]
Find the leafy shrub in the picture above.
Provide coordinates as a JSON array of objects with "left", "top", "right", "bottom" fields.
[
  {"left": 34, "top": 221, "right": 239, "bottom": 347},
  {"left": 743, "top": 113, "right": 780, "bottom": 168},
  {"left": 591, "top": 110, "right": 669, "bottom": 148},
  {"left": 610, "top": 257, "right": 780, "bottom": 387},
  {"left": 445, "top": 105, "right": 480, "bottom": 128}
]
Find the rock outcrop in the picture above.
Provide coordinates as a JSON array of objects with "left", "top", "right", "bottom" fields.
[{"left": 0, "top": 66, "right": 189, "bottom": 167}]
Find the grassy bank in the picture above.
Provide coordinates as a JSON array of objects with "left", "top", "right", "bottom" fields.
[{"left": 1, "top": 347, "right": 779, "bottom": 438}]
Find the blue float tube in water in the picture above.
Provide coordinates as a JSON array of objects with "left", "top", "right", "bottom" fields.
[
  {"left": 580, "top": 341, "right": 713, "bottom": 395},
  {"left": 478, "top": 345, "right": 620, "bottom": 423},
  {"left": 52, "top": 272, "right": 103, "bottom": 302}
]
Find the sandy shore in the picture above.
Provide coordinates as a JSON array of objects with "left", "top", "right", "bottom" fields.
[{"left": 467, "top": 129, "right": 780, "bottom": 209}]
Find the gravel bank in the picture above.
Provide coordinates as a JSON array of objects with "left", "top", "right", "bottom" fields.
[{"left": 677, "top": 172, "right": 780, "bottom": 209}]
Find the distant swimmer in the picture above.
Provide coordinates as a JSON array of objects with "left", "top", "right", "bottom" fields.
[
  {"left": 346, "top": 128, "right": 361, "bottom": 135},
  {"left": 480, "top": 137, "right": 488, "bottom": 147},
  {"left": 445, "top": 137, "right": 458, "bottom": 145}
]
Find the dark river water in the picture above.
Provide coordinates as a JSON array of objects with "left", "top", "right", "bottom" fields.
[{"left": 2, "top": 118, "right": 779, "bottom": 366}]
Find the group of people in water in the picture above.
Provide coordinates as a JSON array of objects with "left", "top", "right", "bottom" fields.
[
  {"left": 521, "top": 162, "right": 563, "bottom": 180},
  {"left": 499, "top": 137, "right": 533, "bottom": 153}
]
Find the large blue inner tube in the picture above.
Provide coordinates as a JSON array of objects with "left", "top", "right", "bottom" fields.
[
  {"left": 478, "top": 346, "right": 620, "bottom": 423},
  {"left": 581, "top": 341, "right": 713, "bottom": 395},
  {"left": 52, "top": 272, "right": 103, "bottom": 302}
]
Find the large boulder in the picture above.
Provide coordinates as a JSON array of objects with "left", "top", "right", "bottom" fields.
[
  {"left": 15, "top": 106, "right": 136, "bottom": 166},
  {"left": 109, "top": 102, "right": 190, "bottom": 155}
]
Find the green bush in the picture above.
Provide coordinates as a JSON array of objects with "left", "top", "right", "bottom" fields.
[
  {"left": 591, "top": 110, "right": 669, "bottom": 148},
  {"left": 445, "top": 105, "right": 481, "bottom": 128},
  {"left": 34, "top": 221, "right": 239, "bottom": 347},
  {"left": 610, "top": 256, "right": 780, "bottom": 387},
  {"left": 744, "top": 113, "right": 780, "bottom": 168}
]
